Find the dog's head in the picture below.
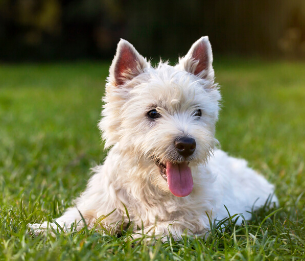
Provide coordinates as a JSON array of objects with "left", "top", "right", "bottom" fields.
[{"left": 99, "top": 37, "right": 221, "bottom": 197}]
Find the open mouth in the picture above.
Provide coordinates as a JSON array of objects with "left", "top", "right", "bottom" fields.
[
  {"left": 155, "top": 159, "right": 167, "bottom": 180},
  {"left": 155, "top": 159, "right": 194, "bottom": 197}
]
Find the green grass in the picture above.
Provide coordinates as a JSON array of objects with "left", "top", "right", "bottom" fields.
[{"left": 0, "top": 59, "right": 305, "bottom": 260}]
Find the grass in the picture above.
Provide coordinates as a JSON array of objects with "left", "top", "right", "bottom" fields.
[{"left": 0, "top": 59, "right": 305, "bottom": 260}]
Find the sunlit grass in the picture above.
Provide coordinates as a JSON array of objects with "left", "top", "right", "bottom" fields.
[{"left": 0, "top": 59, "right": 304, "bottom": 260}]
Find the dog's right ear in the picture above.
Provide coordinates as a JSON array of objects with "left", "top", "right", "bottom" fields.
[{"left": 109, "top": 39, "right": 148, "bottom": 86}]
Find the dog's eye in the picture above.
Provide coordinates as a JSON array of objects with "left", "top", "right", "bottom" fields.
[
  {"left": 193, "top": 109, "right": 202, "bottom": 117},
  {"left": 147, "top": 109, "right": 161, "bottom": 119}
]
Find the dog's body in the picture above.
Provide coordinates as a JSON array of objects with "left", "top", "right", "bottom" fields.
[{"left": 30, "top": 37, "right": 277, "bottom": 239}]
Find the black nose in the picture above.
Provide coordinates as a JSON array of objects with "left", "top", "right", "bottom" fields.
[{"left": 174, "top": 137, "right": 196, "bottom": 158}]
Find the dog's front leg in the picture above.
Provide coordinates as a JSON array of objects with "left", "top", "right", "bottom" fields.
[{"left": 29, "top": 207, "right": 89, "bottom": 235}]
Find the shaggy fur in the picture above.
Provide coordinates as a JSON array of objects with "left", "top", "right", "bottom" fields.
[{"left": 30, "top": 37, "right": 278, "bottom": 239}]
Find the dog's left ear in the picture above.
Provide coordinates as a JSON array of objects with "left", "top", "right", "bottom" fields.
[
  {"left": 109, "top": 39, "right": 148, "bottom": 86},
  {"left": 179, "top": 36, "right": 214, "bottom": 81}
]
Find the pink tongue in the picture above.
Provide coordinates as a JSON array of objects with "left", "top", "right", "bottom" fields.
[{"left": 166, "top": 162, "right": 193, "bottom": 197}]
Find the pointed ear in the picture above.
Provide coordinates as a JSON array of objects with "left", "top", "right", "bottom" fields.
[
  {"left": 179, "top": 36, "right": 214, "bottom": 81},
  {"left": 109, "top": 39, "right": 148, "bottom": 86}
]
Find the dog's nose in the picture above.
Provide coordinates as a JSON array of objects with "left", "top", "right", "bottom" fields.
[{"left": 174, "top": 137, "right": 196, "bottom": 158}]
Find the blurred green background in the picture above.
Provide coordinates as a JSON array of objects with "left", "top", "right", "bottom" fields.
[{"left": 1, "top": 0, "right": 305, "bottom": 61}]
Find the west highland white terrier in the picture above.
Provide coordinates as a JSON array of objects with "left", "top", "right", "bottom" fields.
[{"left": 30, "top": 37, "right": 277, "bottom": 239}]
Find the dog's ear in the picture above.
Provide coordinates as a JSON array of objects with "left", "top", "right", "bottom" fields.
[
  {"left": 109, "top": 39, "right": 148, "bottom": 86},
  {"left": 179, "top": 36, "right": 214, "bottom": 81}
]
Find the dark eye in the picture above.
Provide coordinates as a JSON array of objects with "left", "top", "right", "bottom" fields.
[
  {"left": 193, "top": 109, "right": 202, "bottom": 117},
  {"left": 147, "top": 109, "right": 161, "bottom": 119}
]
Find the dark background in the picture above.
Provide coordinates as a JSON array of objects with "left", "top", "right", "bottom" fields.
[{"left": 1, "top": 0, "right": 305, "bottom": 62}]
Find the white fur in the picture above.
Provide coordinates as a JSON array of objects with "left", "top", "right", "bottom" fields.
[{"left": 29, "top": 37, "right": 277, "bottom": 239}]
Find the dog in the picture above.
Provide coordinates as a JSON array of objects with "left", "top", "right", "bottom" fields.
[{"left": 30, "top": 37, "right": 278, "bottom": 239}]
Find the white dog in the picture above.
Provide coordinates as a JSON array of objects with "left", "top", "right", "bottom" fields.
[{"left": 30, "top": 37, "right": 277, "bottom": 239}]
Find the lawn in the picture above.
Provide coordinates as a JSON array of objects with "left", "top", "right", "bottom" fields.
[{"left": 0, "top": 59, "right": 304, "bottom": 260}]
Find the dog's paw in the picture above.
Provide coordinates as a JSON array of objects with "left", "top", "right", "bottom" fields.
[
  {"left": 28, "top": 221, "right": 67, "bottom": 236},
  {"left": 28, "top": 222, "right": 49, "bottom": 235}
]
